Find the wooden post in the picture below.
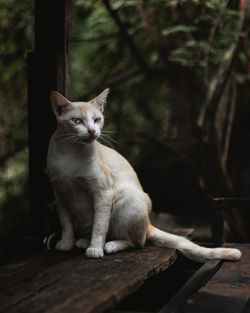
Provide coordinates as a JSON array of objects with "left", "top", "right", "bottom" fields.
[{"left": 28, "top": 0, "right": 71, "bottom": 238}]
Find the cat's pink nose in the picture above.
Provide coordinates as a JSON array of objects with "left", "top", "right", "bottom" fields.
[{"left": 88, "top": 129, "right": 96, "bottom": 135}]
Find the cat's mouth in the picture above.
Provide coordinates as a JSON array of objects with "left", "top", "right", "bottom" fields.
[
  {"left": 85, "top": 137, "right": 96, "bottom": 143},
  {"left": 84, "top": 134, "right": 99, "bottom": 143}
]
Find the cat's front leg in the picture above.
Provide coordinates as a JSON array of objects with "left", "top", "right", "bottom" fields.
[
  {"left": 55, "top": 208, "right": 75, "bottom": 251},
  {"left": 85, "top": 191, "right": 112, "bottom": 258},
  {"left": 55, "top": 193, "right": 75, "bottom": 251}
]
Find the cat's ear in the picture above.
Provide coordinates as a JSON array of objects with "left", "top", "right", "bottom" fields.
[
  {"left": 92, "top": 88, "right": 109, "bottom": 112},
  {"left": 50, "top": 91, "right": 72, "bottom": 117}
]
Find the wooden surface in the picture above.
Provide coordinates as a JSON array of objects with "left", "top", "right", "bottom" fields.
[
  {"left": 0, "top": 246, "right": 176, "bottom": 313},
  {"left": 179, "top": 244, "right": 250, "bottom": 313},
  {"left": 28, "top": 0, "right": 71, "bottom": 237}
]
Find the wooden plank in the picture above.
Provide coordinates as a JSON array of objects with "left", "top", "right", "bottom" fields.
[
  {"left": 158, "top": 259, "right": 222, "bottom": 313},
  {"left": 0, "top": 249, "right": 80, "bottom": 292},
  {"left": 28, "top": 0, "right": 71, "bottom": 238},
  {"left": 0, "top": 246, "right": 176, "bottom": 313},
  {"left": 177, "top": 244, "right": 250, "bottom": 313}
]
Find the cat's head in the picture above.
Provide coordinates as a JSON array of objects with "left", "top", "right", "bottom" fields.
[{"left": 50, "top": 89, "right": 109, "bottom": 143}]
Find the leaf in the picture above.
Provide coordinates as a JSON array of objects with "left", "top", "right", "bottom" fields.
[{"left": 161, "top": 25, "right": 198, "bottom": 36}]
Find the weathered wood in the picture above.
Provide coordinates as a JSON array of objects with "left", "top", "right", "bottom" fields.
[
  {"left": 0, "top": 247, "right": 176, "bottom": 313},
  {"left": 0, "top": 249, "right": 80, "bottom": 292},
  {"left": 178, "top": 244, "right": 250, "bottom": 313},
  {"left": 158, "top": 259, "right": 222, "bottom": 313},
  {"left": 211, "top": 198, "right": 250, "bottom": 243},
  {"left": 28, "top": 0, "right": 71, "bottom": 238}
]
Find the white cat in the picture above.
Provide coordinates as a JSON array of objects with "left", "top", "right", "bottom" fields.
[{"left": 47, "top": 89, "right": 241, "bottom": 262}]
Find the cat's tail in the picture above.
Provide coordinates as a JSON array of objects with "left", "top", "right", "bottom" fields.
[{"left": 146, "top": 224, "right": 241, "bottom": 263}]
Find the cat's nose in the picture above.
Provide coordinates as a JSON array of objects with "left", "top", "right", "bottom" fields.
[{"left": 88, "top": 129, "right": 96, "bottom": 136}]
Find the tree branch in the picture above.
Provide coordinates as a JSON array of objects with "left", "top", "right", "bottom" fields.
[
  {"left": 78, "top": 67, "right": 142, "bottom": 101},
  {"left": 71, "top": 32, "right": 119, "bottom": 43},
  {"left": 77, "top": 64, "right": 174, "bottom": 101},
  {"left": 102, "top": 0, "right": 148, "bottom": 71},
  {"left": 222, "top": 76, "right": 236, "bottom": 163},
  {"left": 198, "top": 3, "right": 246, "bottom": 128},
  {"left": 203, "top": 0, "right": 230, "bottom": 86}
]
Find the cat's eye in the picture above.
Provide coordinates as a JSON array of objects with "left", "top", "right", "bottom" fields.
[
  {"left": 71, "top": 118, "right": 83, "bottom": 124},
  {"left": 94, "top": 117, "right": 101, "bottom": 123}
]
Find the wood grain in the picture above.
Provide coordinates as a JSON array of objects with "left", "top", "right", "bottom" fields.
[{"left": 0, "top": 246, "right": 176, "bottom": 313}]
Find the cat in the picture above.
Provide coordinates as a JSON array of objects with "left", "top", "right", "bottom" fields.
[{"left": 47, "top": 88, "right": 241, "bottom": 262}]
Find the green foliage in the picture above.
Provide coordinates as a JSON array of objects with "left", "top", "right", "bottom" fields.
[
  {"left": 0, "top": 0, "right": 33, "bottom": 235},
  {"left": 0, "top": 150, "right": 31, "bottom": 235},
  {"left": 70, "top": 0, "right": 246, "bottom": 153},
  {"left": 0, "top": 0, "right": 33, "bottom": 97},
  {"left": 161, "top": 25, "right": 198, "bottom": 36}
]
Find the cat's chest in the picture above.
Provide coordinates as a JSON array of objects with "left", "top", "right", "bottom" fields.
[{"left": 48, "top": 146, "right": 97, "bottom": 181}]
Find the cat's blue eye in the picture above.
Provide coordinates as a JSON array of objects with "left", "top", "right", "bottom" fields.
[
  {"left": 94, "top": 117, "right": 101, "bottom": 123},
  {"left": 72, "top": 118, "right": 82, "bottom": 124}
]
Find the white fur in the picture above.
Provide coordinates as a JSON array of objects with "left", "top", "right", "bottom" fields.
[
  {"left": 47, "top": 90, "right": 242, "bottom": 262},
  {"left": 147, "top": 225, "right": 241, "bottom": 262}
]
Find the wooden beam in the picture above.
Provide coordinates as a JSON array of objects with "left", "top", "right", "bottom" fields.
[
  {"left": 27, "top": 0, "right": 71, "bottom": 238},
  {"left": 158, "top": 259, "right": 222, "bottom": 313},
  {"left": 176, "top": 244, "right": 250, "bottom": 313}
]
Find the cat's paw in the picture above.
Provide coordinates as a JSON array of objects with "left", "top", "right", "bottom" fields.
[
  {"left": 85, "top": 247, "right": 104, "bottom": 258},
  {"left": 75, "top": 238, "right": 89, "bottom": 249},
  {"left": 55, "top": 239, "right": 74, "bottom": 251},
  {"left": 104, "top": 241, "right": 119, "bottom": 254}
]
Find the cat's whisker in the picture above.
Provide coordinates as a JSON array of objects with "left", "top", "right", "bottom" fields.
[
  {"left": 100, "top": 138, "right": 114, "bottom": 148},
  {"left": 58, "top": 136, "right": 79, "bottom": 144},
  {"left": 99, "top": 134, "right": 116, "bottom": 148},
  {"left": 101, "top": 133, "right": 117, "bottom": 144},
  {"left": 56, "top": 133, "right": 78, "bottom": 140},
  {"left": 99, "top": 135, "right": 110, "bottom": 144},
  {"left": 57, "top": 133, "right": 89, "bottom": 145},
  {"left": 101, "top": 130, "right": 118, "bottom": 134},
  {"left": 102, "top": 137, "right": 116, "bottom": 145}
]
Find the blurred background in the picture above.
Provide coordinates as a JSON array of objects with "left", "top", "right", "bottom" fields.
[{"left": 0, "top": 0, "right": 249, "bottom": 253}]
